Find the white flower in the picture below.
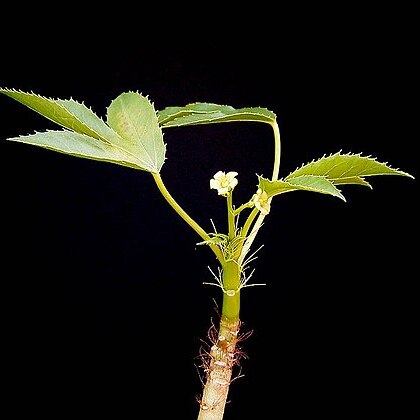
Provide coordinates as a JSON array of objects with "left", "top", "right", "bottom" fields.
[
  {"left": 210, "top": 171, "right": 238, "bottom": 196},
  {"left": 252, "top": 188, "right": 271, "bottom": 215}
]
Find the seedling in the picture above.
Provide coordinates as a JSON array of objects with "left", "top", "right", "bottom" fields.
[{"left": 0, "top": 88, "right": 413, "bottom": 419}]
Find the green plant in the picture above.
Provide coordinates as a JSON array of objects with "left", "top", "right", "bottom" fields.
[{"left": 0, "top": 88, "right": 413, "bottom": 419}]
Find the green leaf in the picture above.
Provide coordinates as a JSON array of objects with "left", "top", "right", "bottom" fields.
[
  {"left": 158, "top": 103, "right": 223, "bottom": 124},
  {"left": 1, "top": 88, "right": 167, "bottom": 173},
  {"left": 107, "top": 92, "right": 166, "bottom": 173},
  {"left": 260, "top": 175, "right": 346, "bottom": 201},
  {"left": 332, "top": 176, "right": 372, "bottom": 188},
  {"left": 7, "top": 130, "right": 142, "bottom": 169},
  {"left": 286, "top": 152, "right": 413, "bottom": 183},
  {"left": 158, "top": 102, "right": 276, "bottom": 127},
  {"left": 55, "top": 98, "right": 124, "bottom": 144},
  {"left": 258, "top": 152, "right": 413, "bottom": 203},
  {"left": 0, "top": 88, "right": 118, "bottom": 143}
]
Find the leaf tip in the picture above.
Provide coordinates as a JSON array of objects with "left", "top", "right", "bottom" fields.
[{"left": 404, "top": 171, "right": 415, "bottom": 180}]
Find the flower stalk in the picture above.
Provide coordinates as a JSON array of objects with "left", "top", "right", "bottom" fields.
[{"left": 239, "top": 120, "right": 281, "bottom": 265}]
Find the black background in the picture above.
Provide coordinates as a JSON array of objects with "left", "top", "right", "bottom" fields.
[{"left": 1, "top": 10, "right": 418, "bottom": 419}]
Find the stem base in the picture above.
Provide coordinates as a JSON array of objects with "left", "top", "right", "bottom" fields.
[{"left": 197, "top": 316, "right": 240, "bottom": 420}]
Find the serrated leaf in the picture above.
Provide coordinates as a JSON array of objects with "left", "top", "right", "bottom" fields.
[
  {"left": 259, "top": 175, "right": 346, "bottom": 201},
  {"left": 7, "top": 130, "right": 142, "bottom": 170},
  {"left": 107, "top": 92, "right": 166, "bottom": 173},
  {"left": 1, "top": 88, "right": 166, "bottom": 173},
  {"left": 158, "top": 103, "right": 223, "bottom": 124},
  {"left": 259, "top": 152, "right": 414, "bottom": 203},
  {"left": 158, "top": 102, "right": 276, "bottom": 127},
  {"left": 55, "top": 99, "right": 124, "bottom": 144},
  {"left": 286, "top": 152, "right": 413, "bottom": 184},
  {"left": 0, "top": 88, "right": 117, "bottom": 143},
  {"left": 332, "top": 176, "right": 372, "bottom": 188}
]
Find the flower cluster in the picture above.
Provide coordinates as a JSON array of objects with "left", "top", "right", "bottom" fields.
[{"left": 210, "top": 171, "right": 270, "bottom": 215}]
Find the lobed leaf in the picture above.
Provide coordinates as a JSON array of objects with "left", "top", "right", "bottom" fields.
[
  {"left": 55, "top": 98, "right": 124, "bottom": 144},
  {"left": 107, "top": 92, "right": 166, "bottom": 173},
  {"left": 332, "top": 176, "right": 372, "bottom": 188},
  {"left": 158, "top": 102, "right": 276, "bottom": 127},
  {"left": 286, "top": 152, "right": 413, "bottom": 183},
  {"left": 0, "top": 88, "right": 117, "bottom": 143},
  {"left": 158, "top": 103, "right": 224, "bottom": 124},
  {"left": 7, "top": 130, "right": 142, "bottom": 170},
  {"left": 259, "top": 175, "right": 346, "bottom": 201},
  {"left": 258, "top": 152, "right": 413, "bottom": 203},
  {"left": 1, "top": 89, "right": 167, "bottom": 173}
]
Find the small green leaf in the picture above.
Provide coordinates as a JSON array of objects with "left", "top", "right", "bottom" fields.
[
  {"left": 107, "top": 92, "right": 166, "bottom": 173},
  {"left": 259, "top": 175, "right": 346, "bottom": 201},
  {"left": 158, "top": 102, "right": 276, "bottom": 127},
  {"left": 7, "top": 130, "right": 142, "bottom": 169},
  {"left": 286, "top": 152, "right": 413, "bottom": 183}
]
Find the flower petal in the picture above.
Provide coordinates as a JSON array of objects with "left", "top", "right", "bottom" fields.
[
  {"left": 210, "top": 179, "right": 220, "bottom": 189},
  {"left": 226, "top": 171, "right": 239, "bottom": 179},
  {"left": 214, "top": 171, "right": 225, "bottom": 180}
]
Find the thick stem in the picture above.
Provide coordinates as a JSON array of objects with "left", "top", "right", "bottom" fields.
[
  {"left": 197, "top": 316, "right": 241, "bottom": 420},
  {"left": 221, "top": 261, "right": 240, "bottom": 321},
  {"left": 198, "top": 262, "right": 241, "bottom": 420}
]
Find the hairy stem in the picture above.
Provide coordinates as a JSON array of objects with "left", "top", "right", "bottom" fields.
[
  {"left": 198, "top": 316, "right": 240, "bottom": 420},
  {"left": 198, "top": 261, "right": 241, "bottom": 419}
]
